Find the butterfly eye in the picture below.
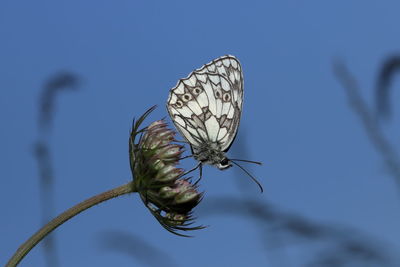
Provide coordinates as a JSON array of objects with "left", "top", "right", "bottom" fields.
[
  {"left": 182, "top": 93, "right": 192, "bottom": 102},
  {"left": 223, "top": 93, "right": 231, "bottom": 102},
  {"left": 220, "top": 158, "right": 230, "bottom": 166},
  {"left": 176, "top": 100, "right": 183, "bottom": 108}
]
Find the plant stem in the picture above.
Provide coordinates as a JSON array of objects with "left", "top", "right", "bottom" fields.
[{"left": 6, "top": 181, "right": 137, "bottom": 267}]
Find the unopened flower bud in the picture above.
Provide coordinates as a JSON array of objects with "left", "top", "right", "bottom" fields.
[
  {"left": 175, "top": 189, "right": 200, "bottom": 204},
  {"left": 157, "top": 144, "right": 183, "bottom": 161},
  {"left": 129, "top": 108, "right": 204, "bottom": 236},
  {"left": 152, "top": 159, "right": 165, "bottom": 171},
  {"left": 156, "top": 166, "right": 184, "bottom": 182},
  {"left": 159, "top": 186, "right": 178, "bottom": 198},
  {"left": 142, "top": 121, "right": 175, "bottom": 150},
  {"left": 174, "top": 179, "right": 191, "bottom": 192}
]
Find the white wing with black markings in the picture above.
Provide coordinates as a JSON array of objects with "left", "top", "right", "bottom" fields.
[{"left": 167, "top": 55, "right": 243, "bottom": 152}]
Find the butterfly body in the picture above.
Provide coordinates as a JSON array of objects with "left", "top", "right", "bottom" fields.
[
  {"left": 167, "top": 55, "right": 244, "bottom": 170},
  {"left": 192, "top": 140, "right": 232, "bottom": 170}
]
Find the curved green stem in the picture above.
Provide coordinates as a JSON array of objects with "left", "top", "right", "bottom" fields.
[{"left": 6, "top": 181, "right": 137, "bottom": 267}]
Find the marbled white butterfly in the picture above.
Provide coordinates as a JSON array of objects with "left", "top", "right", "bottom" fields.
[{"left": 167, "top": 55, "right": 262, "bottom": 192}]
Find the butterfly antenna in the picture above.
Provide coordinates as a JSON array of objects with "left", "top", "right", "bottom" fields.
[
  {"left": 229, "top": 159, "right": 262, "bottom": 165},
  {"left": 231, "top": 160, "right": 263, "bottom": 193}
]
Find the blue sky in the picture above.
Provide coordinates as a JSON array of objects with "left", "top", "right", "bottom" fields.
[{"left": 1, "top": 1, "right": 400, "bottom": 266}]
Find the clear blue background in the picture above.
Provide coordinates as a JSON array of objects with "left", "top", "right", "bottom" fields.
[{"left": 1, "top": 1, "right": 400, "bottom": 266}]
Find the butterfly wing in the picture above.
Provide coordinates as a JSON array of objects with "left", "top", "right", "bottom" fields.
[{"left": 167, "top": 55, "right": 243, "bottom": 152}]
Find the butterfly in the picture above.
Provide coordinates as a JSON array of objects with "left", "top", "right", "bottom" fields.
[{"left": 166, "top": 55, "right": 263, "bottom": 192}]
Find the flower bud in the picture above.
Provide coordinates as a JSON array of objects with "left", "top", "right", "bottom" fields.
[
  {"left": 129, "top": 108, "right": 204, "bottom": 236},
  {"left": 159, "top": 186, "right": 178, "bottom": 198},
  {"left": 156, "top": 166, "right": 184, "bottom": 183},
  {"left": 175, "top": 189, "right": 200, "bottom": 204},
  {"left": 174, "top": 179, "right": 191, "bottom": 190},
  {"left": 157, "top": 144, "right": 183, "bottom": 161},
  {"left": 152, "top": 159, "right": 165, "bottom": 171}
]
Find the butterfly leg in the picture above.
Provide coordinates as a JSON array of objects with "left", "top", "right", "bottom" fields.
[
  {"left": 180, "top": 154, "right": 194, "bottom": 160},
  {"left": 193, "top": 164, "right": 203, "bottom": 185},
  {"left": 183, "top": 162, "right": 201, "bottom": 176}
]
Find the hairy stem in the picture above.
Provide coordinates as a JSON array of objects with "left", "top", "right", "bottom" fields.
[{"left": 6, "top": 181, "right": 137, "bottom": 267}]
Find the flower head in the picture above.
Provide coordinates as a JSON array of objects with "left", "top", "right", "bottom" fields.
[{"left": 129, "top": 106, "right": 204, "bottom": 236}]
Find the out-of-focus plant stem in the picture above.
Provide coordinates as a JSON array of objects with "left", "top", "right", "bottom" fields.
[{"left": 6, "top": 181, "right": 136, "bottom": 267}]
